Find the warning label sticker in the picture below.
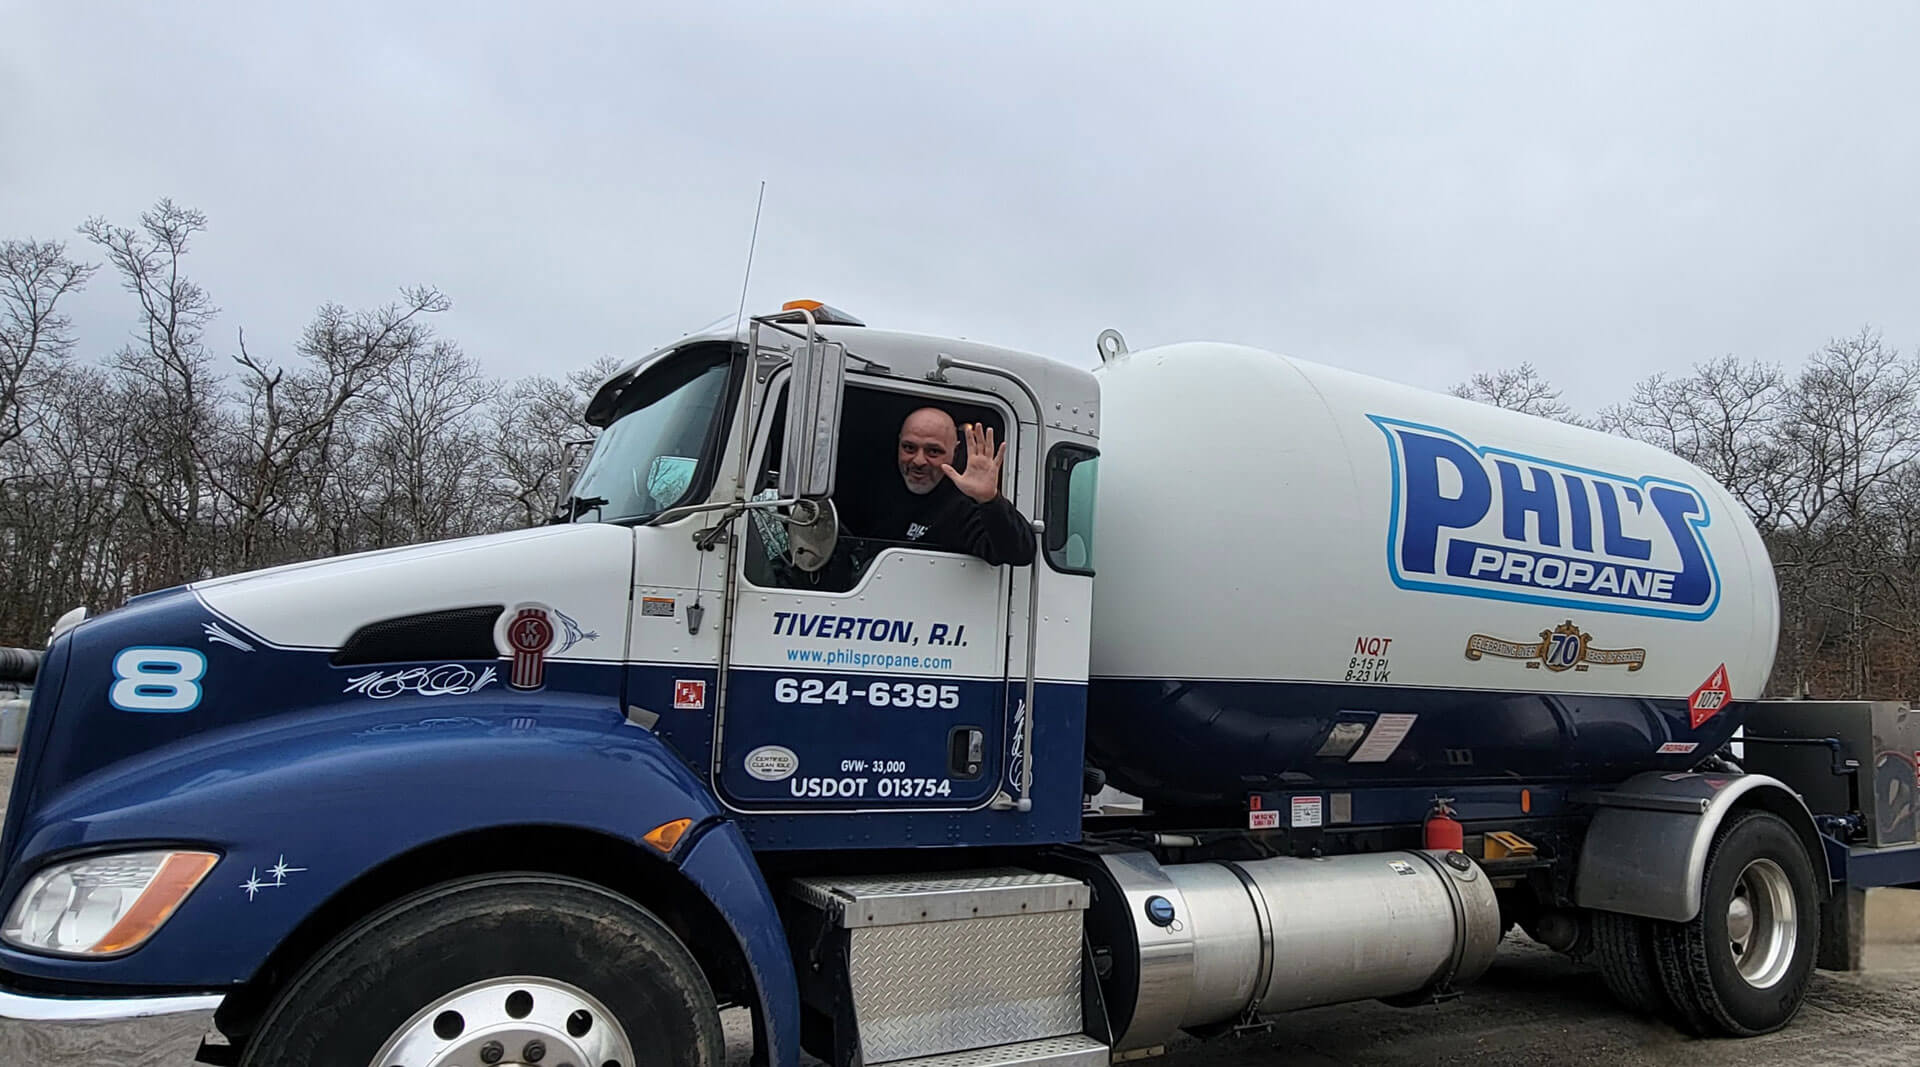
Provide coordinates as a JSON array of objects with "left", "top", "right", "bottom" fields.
[
  {"left": 1348, "top": 713, "right": 1418, "bottom": 763},
  {"left": 641, "top": 596, "right": 676, "bottom": 618},
  {"left": 1249, "top": 810, "right": 1280, "bottom": 830},
  {"left": 1689, "top": 664, "right": 1731, "bottom": 729},
  {"left": 1291, "top": 795, "right": 1324, "bottom": 828}
]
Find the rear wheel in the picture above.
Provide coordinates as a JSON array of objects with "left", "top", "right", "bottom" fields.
[
  {"left": 1649, "top": 810, "right": 1820, "bottom": 1036},
  {"left": 240, "top": 873, "right": 724, "bottom": 1067},
  {"left": 1588, "top": 910, "right": 1665, "bottom": 1018}
]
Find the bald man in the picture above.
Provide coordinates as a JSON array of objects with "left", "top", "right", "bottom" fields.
[{"left": 866, "top": 407, "right": 1036, "bottom": 566}]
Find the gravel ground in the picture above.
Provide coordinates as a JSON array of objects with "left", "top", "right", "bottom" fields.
[{"left": 3, "top": 752, "right": 1918, "bottom": 1066}]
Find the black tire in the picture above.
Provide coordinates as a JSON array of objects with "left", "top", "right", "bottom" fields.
[
  {"left": 1648, "top": 810, "right": 1821, "bottom": 1037},
  {"left": 240, "top": 873, "right": 724, "bottom": 1067},
  {"left": 1588, "top": 910, "right": 1665, "bottom": 1018}
]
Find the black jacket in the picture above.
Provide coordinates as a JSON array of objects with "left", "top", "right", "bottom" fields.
[{"left": 852, "top": 480, "right": 1036, "bottom": 566}]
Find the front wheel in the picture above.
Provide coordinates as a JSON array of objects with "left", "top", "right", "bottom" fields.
[
  {"left": 240, "top": 873, "right": 724, "bottom": 1067},
  {"left": 1649, "top": 809, "right": 1821, "bottom": 1036}
]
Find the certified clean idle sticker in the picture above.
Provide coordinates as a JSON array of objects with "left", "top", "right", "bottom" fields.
[{"left": 743, "top": 745, "right": 799, "bottom": 782}]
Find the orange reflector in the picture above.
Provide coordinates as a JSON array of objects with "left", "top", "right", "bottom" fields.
[
  {"left": 644, "top": 818, "right": 693, "bottom": 853},
  {"left": 91, "top": 851, "right": 219, "bottom": 955},
  {"left": 1521, "top": 789, "right": 1532, "bottom": 814},
  {"left": 782, "top": 299, "right": 824, "bottom": 312}
]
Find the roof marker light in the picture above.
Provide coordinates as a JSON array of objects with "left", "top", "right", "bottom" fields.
[{"left": 776, "top": 300, "right": 865, "bottom": 327}]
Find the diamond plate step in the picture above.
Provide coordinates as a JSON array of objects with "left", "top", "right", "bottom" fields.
[
  {"left": 788, "top": 868, "right": 1092, "bottom": 1064},
  {"left": 791, "top": 868, "right": 1088, "bottom": 927},
  {"left": 885, "top": 1035, "right": 1110, "bottom": 1067}
]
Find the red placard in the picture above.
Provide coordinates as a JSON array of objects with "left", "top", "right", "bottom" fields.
[
  {"left": 673, "top": 679, "right": 707, "bottom": 710},
  {"left": 1689, "top": 664, "right": 1731, "bottom": 728}
]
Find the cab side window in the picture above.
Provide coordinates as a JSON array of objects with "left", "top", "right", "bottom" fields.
[
  {"left": 1044, "top": 445, "right": 1098, "bottom": 574},
  {"left": 743, "top": 383, "right": 1011, "bottom": 592}
]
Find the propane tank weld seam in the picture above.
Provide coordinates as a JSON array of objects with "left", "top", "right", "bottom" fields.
[
  {"left": 1407, "top": 849, "right": 1472, "bottom": 998},
  {"left": 1221, "top": 860, "right": 1276, "bottom": 1022}
]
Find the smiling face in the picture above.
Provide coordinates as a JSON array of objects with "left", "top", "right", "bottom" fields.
[{"left": 897, "top": 407, "right": 958, "bottom": 495}]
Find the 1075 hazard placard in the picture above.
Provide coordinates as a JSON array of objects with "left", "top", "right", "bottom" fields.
[{"left": 1689, "top": 664, "right": 1731, "bottom": 728}]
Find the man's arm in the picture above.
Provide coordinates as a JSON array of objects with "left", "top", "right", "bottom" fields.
[
  {"left": 956, "top": 494, "right": 1037, "bottom": 566},
  {"left": 938, "top": 420, "right": 1036, "bottom": 566}
]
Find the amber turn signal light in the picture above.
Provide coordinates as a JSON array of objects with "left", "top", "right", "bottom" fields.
[{"left": 643, "top": 818, "right": 693, "bottom": 853}]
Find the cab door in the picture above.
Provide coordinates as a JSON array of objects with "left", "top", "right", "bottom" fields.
[{"left": 713, "top": 373, "right": 1019, "bottom": 813}]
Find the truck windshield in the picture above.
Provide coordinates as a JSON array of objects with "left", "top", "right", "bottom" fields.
[{"left": 566, "top": 347, "right": 734, "bottom": 523}]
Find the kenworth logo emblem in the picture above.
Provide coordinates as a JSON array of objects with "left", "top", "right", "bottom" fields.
[{"left": 1371, "top": 416, "right": 1719, "bottom": 620}]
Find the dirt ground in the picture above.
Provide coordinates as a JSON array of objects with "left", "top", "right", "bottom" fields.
[{"left": 3, "top": 753, "right": 1918, "bottom": 1066}]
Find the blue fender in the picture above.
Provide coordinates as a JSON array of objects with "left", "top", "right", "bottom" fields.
[
  {"left": 678, "top": 819, "right": 802, "bottom": 1066},
  {"left": 0, "top": 697, "right": 799, "bottom": 1064}
]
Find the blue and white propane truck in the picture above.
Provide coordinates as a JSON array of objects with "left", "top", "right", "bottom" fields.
[{"left": 3, "top": 302, "right": 1919, "bottom": 1067}]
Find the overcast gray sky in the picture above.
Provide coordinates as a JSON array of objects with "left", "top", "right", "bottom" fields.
[{"left": 5, "top": 2, "right": 1917, "bottom": 410}]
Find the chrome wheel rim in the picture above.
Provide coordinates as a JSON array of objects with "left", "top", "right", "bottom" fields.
[
  {"left": 1727, "top": 858, "right": 1797, "bottom": 989},
  {"left": 369, "top": 975, "right": 635, "bottom": 1067}
]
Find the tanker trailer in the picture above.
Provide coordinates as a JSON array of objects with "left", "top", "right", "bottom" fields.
[{"left": 1062, "top": 338, "right": 1830, "bottom": 1045}]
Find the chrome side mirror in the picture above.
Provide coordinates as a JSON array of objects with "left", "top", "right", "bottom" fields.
[{"left": 771, "top": 308, "right": 845, "bottom": 502}]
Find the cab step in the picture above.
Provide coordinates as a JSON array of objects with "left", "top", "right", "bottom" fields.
[
  {"left": 787, "top": 869, "right": 1097, "bottom": 1067},
  {"left": 888, "top": 1034, "right": 1111, "bottom": 1067}
]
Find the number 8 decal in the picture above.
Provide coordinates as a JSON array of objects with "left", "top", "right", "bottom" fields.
[{"left": 109, "top": 647, "right": 206, "bottom": 713}]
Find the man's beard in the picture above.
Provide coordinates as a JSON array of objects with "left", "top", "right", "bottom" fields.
[{"left": 902, "top": 468, "right": 938, "bottom": 495}]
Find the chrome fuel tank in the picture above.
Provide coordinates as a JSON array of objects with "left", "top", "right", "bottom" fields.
[{"left": 1085, "top": 847, "right": 1502, "bottom": 1051}]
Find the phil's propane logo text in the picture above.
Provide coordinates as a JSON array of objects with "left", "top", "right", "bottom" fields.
[{"left": 1372, "top": 417, "right": 1719, "bottom": 620}]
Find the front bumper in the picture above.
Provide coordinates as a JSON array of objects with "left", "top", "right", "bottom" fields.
[{"left": 0, "top": 981, "right": 223, "bottom": 1063}]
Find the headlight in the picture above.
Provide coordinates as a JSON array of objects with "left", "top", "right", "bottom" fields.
[{"left": 2, "top": 850, "right": 218, "bottom": 957}]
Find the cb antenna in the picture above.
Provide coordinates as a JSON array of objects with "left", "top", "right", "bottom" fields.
[
  {"left": 691, "top": 180, "right": 768, "bottom": 638},
  {"left": 730, "top": 180, "right": 767, "bottom": 344}
]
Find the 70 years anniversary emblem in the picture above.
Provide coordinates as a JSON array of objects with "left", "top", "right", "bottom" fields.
[{"left": 1464, "top": 620, "right": 1647, "bottom": 673}]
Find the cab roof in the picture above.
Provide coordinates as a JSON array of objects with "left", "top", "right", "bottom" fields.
[{"left": 588, "top": 307, "right": 1102, "bottom": 436}]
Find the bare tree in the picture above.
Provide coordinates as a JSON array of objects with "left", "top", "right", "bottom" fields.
[
  {"left": 358, "top": 336, "right": 496, "bottom": 544},
  {"left": 0, "top": 239, "right": 96, "bottom": 452},
  {"left": 78, "top": 200, "right": 224, "bottom": 588},
  {"left": 489, "top": 357, "right": 614, "bottom": 527},
  {"left": 1780, "top": 329, "right": 1920, "bottom": 696},
  {"left": 1448, "top": 362, "right": 1582, "bottom": 423},
  {"left": 1595, "top": 355, "right": 1797, "bottom": 532},
  {"left": 212, "top": 287, "right": 452, "bottom": 567}
]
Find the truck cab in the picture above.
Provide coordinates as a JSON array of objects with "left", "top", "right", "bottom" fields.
[
  {"left": 560, "top": 301, "right": 1101, "bottom": 847},
  {"left": 0, "top": 302, "right": 1102, "bottom": 1067}
]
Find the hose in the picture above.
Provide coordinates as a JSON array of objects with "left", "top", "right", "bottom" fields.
[{"left": 0, "top": 647, "right": 42, "bottom": 684}]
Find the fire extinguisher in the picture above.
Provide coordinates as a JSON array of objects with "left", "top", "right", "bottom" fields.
[{"left": 1425, "top": 797, "right": 1464, "bottom": 852}]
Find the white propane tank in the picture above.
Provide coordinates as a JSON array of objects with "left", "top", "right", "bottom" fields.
[{"left": 1083, "top": 342, "right": 1779, "bottom": 806}]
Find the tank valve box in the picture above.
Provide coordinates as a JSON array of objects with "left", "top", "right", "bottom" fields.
[
  {"left": 785, "top": 869, "right": 1102, "bottom": 1067},
  {"left": 1744, "top": 700, "right": 1920, "bottom": 847}
]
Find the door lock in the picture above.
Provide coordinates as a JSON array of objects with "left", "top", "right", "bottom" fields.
[{"left": 948, "top": 727, "right": 985, "bottom": 780}]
